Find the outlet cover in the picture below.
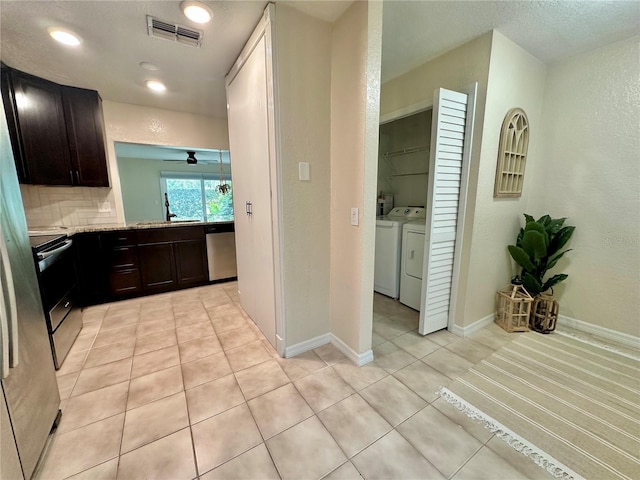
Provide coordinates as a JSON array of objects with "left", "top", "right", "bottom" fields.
[{"left": 98, "top": 202, "right": 111, "bottom": 213}]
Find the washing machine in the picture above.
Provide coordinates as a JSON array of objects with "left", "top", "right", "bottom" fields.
[
  {"left": 374, "top": 207, "right": 425, "bottom": 298},
  {"left": 400, "top": 219, "right": 427, "bottom": 310}
]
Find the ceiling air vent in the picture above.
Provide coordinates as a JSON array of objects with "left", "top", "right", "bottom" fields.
[{"left": 147, "top": 16, "right": 203, "bottom": 47}]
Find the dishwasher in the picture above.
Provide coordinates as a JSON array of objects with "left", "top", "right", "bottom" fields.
[{"left": 205, "top": 223, "right": 237, "bottom": 281}]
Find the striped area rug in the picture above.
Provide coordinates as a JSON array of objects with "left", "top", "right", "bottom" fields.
[{"left": 439, "top": 332, "right": 640, "bottom": 480}]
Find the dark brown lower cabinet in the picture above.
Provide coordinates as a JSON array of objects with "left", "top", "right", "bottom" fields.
[
  {"left": 138, "top": 243, "right": 177, "bottom": 294},
  {"left": 175, "top": 239, "right": 208, "bottom": 286}
]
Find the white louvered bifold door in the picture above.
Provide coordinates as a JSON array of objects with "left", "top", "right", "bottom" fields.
[{"left": 419, "top": 85, "right": 476, "bottom": 335}]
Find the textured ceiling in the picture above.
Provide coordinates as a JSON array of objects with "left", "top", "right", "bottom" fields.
[{"left": 0, "top": 1, "right": 638, "bottom": 120}]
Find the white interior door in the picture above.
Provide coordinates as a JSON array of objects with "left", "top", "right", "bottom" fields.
[
  {"left": 226, "top": 34, "right": 277, "bottom": 345},
  {"left": 419, "top": 84, "right": 477, "bottom": 335}
]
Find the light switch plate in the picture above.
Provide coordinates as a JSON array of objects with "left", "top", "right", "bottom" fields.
[
  {"left": 350, "top": 207, "right": 359, "bottom": 226},
  {"left": 298, "top": 162, "right": 310, "bottom": 181}
]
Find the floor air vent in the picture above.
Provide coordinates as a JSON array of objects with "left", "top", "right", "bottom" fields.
[{"left": 147, "top": 16, "right": 203, "bottom": 47}]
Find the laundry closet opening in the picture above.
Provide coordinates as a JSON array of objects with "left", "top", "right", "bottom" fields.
[{"left": 373, "top": 108, "right": 432, "bottom": 341}]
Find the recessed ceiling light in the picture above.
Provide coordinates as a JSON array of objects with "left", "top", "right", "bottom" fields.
[
  {"left": 48, "top": 27, "right": 82, "bottom": 46},
  {"left": 139, "top": 62, "right": 159, "bottom": 71},
  {"left": 146, "top": 80, "right": 166, "bottom": 93},
  {"left": 180, "top": 1, "right": 213, "bottom": 24}
]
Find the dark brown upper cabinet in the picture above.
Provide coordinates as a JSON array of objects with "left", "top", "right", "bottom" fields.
[{"left": 1, "top": 65, "right": 109, "bottom": 187}]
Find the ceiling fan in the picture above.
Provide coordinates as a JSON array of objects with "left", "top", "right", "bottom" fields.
[{"left": 163, "top": 150, "right": 217, "bottom": 165}]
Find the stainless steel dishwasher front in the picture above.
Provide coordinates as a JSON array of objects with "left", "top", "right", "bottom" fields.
[{"left": 205, "top": 223, "right": 237, "bottom": 281}]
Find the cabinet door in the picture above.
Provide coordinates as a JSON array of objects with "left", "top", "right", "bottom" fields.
[
  {"left": 10, "top": 71, "right": 72, "bottom": 185},
  {"left": 62, "top": 86, "right": 109, "bottom": 187},
  {"left": 138, "top": 243, "right": 177, "bottom": 293},
  {"left": 175, "top": 239, "right": 207, "bottom": 286}
]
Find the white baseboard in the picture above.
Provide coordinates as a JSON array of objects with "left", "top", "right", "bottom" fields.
[
  {"left": 331, "top": 334, "right": 374, "bottom": 366},
  {"left": 451, "top": 314, "right": 494, "bottom": 338},
  {"left": 557, "top": 315, "right": 640, "bottom": 349},
  {"left": 284, "top": 333, "right": 330, "bottom": 358}
]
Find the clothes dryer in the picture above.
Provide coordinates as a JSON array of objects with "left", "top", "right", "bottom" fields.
[
  {"left": 374, "top": 207, "right": 425, "bottom": 298},
  {"left": 400, "top": 219, "right": 427, "bottom": 310}
]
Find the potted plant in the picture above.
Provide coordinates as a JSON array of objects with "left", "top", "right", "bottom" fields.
[{"left": 507, "top": 214, "right": 575, "bottom": 333}]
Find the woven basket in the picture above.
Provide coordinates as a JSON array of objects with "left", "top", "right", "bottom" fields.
[
  {"left": 495, "top": 284, "right": 533, "bottom": 332},
  {"left": 531, "top": 292, "right": 559, "bottom": 334}
]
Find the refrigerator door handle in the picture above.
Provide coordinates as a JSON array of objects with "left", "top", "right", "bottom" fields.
[
  {"left": 0, "top": 259, "right": 9, "bottom": 378},
  {"left": 0, "top": 229, "right": 18, "bottom": 372}
]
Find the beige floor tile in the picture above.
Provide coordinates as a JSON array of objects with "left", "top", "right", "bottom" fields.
[
  {"left": 69, "top": 333, "right": 97, "bottom": 352},
  {"left": 134, "top": 329, "right": 177, "bottom": 356},
  {"left": 139, "top": 308, "right": 174, "bottom": 324},
  {"left": 131, "top": 344, "right": 181, "bottom": 379},
  {"left": 99, "top": 314, "right": 138, "bottom": 331},
  {"left": 397, "top": 405, "right": 482, "bottom": 478},
  {"left": 79, "top": 320, "right": 102, "bottom": 337},
  {"left": 314, "top": 344, "right": 348, "bottom": 365},
  {"left": 266, "top": 416, "right": 346, "bottom": 480},
  {"left": 392, "top": 361, "right": 452, "bottom": 402},
  {"left": 426, "top": 329, "right": 459, "bottom": 346},
  {"left": 294, "top": 368, "right": 354, "bottom": 412},
  {"left": 486, "top": 437, "right": 556, "bottom": 480},
  {"left": 318, "top": 394, "right": 392, "bottom": 458},
  {"left": 235, "top": 360, "right": 290, "bottom": 400},
  {"left": 371, "top": 332, "right": 386, "bottom": 347},
  {"left": 200, "top": 443, "right": 280, "bottom": 480},
  {"left": 81, "top": 308, "right": 107, "bottom": 323},
  {"left": 277, "top": 350, "right": 328, "bottom": 381},
  {"left": 467, "top": 327, "right": 513, "bottom": 350},
  {"left": 83, "top": 339, "right": 135, "bottom": 368},
  {"left": 192, "top": 403, "right": 263, "bottom": 473},
  {"left": 182, "top": 351, "right": 232, "bottom": 389},
  {"left": 445, "top": 338, "right": 495, "bottom": 364},
  {"left": 352, "top": 430, "right": 444, "bottom": 480},
  {"left": 372, "top": 317, "right": 412, "bottom": 341},
  {"left": 179, "top": 335, "right": 223, "bottom": 363},
  {"left": 431, "top": 397, "right": 493, "bottom": 443},
  {"left": 210, "top": 313, "right": 248, "bottom": 334},
  {"left": 121, "top": 391, "right": 189, "bottom": 453},
  {"left": 207, "top": 303, "right": 242, "bottom": 319},
  {"left": 58, "top": 381, "right": 128, "bottom": 434},
  {"left": 452, "top": 446, "right": 530, "bottom": 480},
  {"left": 218, "top": 325, "right": 259, "bottom": 351},
  {"left": 332, "top": 360, "right": 388, "bottom": 391},
  {"left": 373, "top": 348, "right": 417, "bottom": 373},
  {"left": 421, "top": 348, "right": 475, "bottom": 380},
  {"left": 174, "top": 310, "right": 210, "bottom": 328},
  {"left": 64, "top": 458, "right": 118, "bottom": 480},
  {"left": 55, "top": 348, "right": 89, "bottom": 377},
  {"left": 117, "top": 428, "right": 196, "bottom": 480},
  {"left": 359, "top": 376, "right": 426, "bottom": 426},
  {"left": 248, "top": 383, "right": 314, "bottom": 439},
  {"left": 201, "top": 293, "right": 233, "bottom": 310},
  {"left": 226, "top": 340, "right": 273, "bottom": 372},
  {"left": 392, "top": 331, "right": 441, "bottom": 358},
  {"left": 127, "top": 365, "right": 184, "bottom": 410},
  {"left": 186, "top": 374, "right": 245, "bottom": 424},
  {"left": 57, "top": 371, "right": 80, "bottom": 400},
  {"left": 322, "top": 461, "right": 363, "bottom": 480},
  {"left": 92, "top": 325, "right": 137, "bottom": 349},
  {"left": 136, "top": 317, "right": 176, "bottom": 337},
  {"left": 176, "top": 321, "right": 216, "bottom": 344},
  {"left": 72, "top": 358, "right": 132, "bottom": 397},
  {"left": 38, "top": 414, "right": 124, "bottom": 480}
]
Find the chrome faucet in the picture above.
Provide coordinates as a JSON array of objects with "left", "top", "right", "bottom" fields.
[{"left": 164, "top": 193, "right": 177, "bottom": 221}]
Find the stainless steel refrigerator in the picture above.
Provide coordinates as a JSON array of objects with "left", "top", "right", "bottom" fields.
[{"left": 1, "top": 98, "right": 60, "bottom": 478}]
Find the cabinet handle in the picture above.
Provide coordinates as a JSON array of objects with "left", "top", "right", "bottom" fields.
[
  {"left": 64, "top": 301, "right": 70, "bottom": 308},
  {"left": 69, "top": 170, "right": 74, "bottom": 184},
  {"left": 74, "top": 170, "right": 80, "bottom": 184}
]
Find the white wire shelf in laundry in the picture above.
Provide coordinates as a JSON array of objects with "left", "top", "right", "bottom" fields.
[{"left": 382, "top": 145, "right": 429, "bottom": 179}]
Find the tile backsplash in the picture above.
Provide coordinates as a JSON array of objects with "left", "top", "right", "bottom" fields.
[{"left": 20, "top": 185, "right": 118, "bottom": 227}]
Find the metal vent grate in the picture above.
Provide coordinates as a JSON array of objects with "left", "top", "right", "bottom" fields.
[{"left": 147, "top": 16, "right": 203, "bottom": 47}]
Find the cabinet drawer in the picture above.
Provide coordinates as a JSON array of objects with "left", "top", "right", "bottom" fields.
[
  {"left": 49, "top": 288, "right": 75, "bottom": 332},
  {"left": 103, "top": 230, "right": 137, "bottom": 247},
  {"left": 109, "top": 268, "right": 141, "bottom": 296},
  {"left": 137, "top": 226, "right": 204, "bottom": 244},
  {"left": 110, "top": 246, "right": 137, "bottom": 269}
]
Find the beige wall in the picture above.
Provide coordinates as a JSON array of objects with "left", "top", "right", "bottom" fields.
[
  {"left": 330, "top": 0, "right": 382, "bottom": 354},
  {"left": 274, "top": 5, "right": 333, "bottom": 346},
  {"left": 102, "top": 101, "right": 229, "bottom": 223},
  {"left": 462, "top": 31, "right": 546, "bottom": 326},
  {"left": 379, "top": 32, "right": 492, "bottom": 330},
  {"left": 530, "top": 36, "right": 640, "bottom": 336}
]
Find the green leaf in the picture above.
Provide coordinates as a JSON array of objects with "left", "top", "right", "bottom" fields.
[
  {"left": 508, "top": 245, "right": 535, "bottom": 271},
  {"left": 548, "top": 226, "right": 575, "bottom": 256},
  {"left": 537, "top": 215, "right": 551, "bottom": 226},
  {"left": 521, "top": 230, "right": 547, "bottom": 261},
  {"left": 546, "top": 218, "right": 566, "bottom": 235},
  {"left": 523, "top": 213, "right": 535, "bottom": 224},
  {"left": 542, "top": 274, "right": 568, "bottom": 293},
  {"left": 522, "top": 272, "right": 542, "bottom": 296},
  {"left": 516, "top": 228, "right": 525, "bottom": 247},
  {"left": 547, "top": 249, "right": 572, "bottom": 270}
]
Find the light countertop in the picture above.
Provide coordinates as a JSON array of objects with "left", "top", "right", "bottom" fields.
[{"left": 28, "top": 220, "right": 233, "bottom": 236}]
